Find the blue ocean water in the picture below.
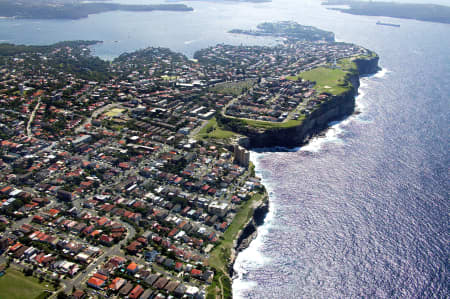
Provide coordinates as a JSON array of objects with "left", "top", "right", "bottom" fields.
[
  {"left": 0, "top": 0, "right": 448, "bottom": 297},
  {"left": 233, "top": 3, "right": 450, "bottom": 297}
]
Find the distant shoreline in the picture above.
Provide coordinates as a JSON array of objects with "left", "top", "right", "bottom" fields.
[
  {"left": 322, "top": 0, "right": 450, "bottom": 24},
  {"left": 168, "top": 0, "right": 271, "bottom": 3},
  {"left": 0, "top": 1, "right": 194, "bottom": 20}
]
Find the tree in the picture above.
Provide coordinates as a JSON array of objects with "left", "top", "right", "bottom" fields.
[
  {"left": 52, "top": 278, "right": 61, "bottom": 289},
  {"left": 23, "top": 268, "right": 33, "bottom": 276},
  {"left": 57, "top": 291, "right": 68, "bottom": 299}
]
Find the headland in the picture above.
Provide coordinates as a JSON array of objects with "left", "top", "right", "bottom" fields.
[
  {"left": 0, "top": 21, "right": 378, "bottom": 299},
  {"left": 234, "top": 55, "right": 379, "bottom": 148}
]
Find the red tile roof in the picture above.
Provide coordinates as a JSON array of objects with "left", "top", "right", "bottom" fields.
[{"left": 87, "top": 277, "right": 105, "bottom": 288}]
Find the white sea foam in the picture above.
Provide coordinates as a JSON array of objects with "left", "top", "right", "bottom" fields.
[
  {"left": 355, "top": 80, "right": 368, "bottom": 112},
  {"left": 298, "top": 120, "right": 347, "bottom": 153},
  {"left": 374, "top": 67, "right": 389, "bottom": 78},
  {"left": 235, "top": 65, "right": 385, "bottom": 293},
  {"left": 298, "top": 66, "right": 387, "bottom": 153},
  {"left": 233, "top": 279, "right": 258, "bottom": 299},
  {"left": 233, "top": 153, "right": 276, "bottom": 297},
  {"left": 232, "top": 205, "right": 274, "bottom": 297}
]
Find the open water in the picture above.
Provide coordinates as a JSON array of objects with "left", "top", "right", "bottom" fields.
[{"left": 0, "top": 0, "right": 448, "bottom": 298}]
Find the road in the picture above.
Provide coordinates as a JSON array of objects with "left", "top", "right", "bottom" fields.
[
  {"left": 189, "top": 119, "right": 209, "bottom": 138},
  {"left": 60, "top": 219, "right": 136, "bottom": 293},
  {"left": 26, "top": 98, "right": 41, "bottom": 137},
  {"left": 75, "top": 103, "right": 122, "bottom": 133}
]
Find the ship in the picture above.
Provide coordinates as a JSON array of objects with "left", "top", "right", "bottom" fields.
[{"left": 376, "top": 21, "right": 400, "bottom": 27}]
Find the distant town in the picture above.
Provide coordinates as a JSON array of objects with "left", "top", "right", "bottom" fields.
[{"left": 0, "top": 22, "right": 375, "bottom": 298}]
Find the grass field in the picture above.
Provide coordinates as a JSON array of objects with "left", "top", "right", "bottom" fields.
[
  {"left": 240, "top": 113, "right": 306, "bottom": 129},
  {"left": 285, "top": 55, "right": 367, "bottom": 96},
  {"left": 210, "top": 79, "right": 256, "bottom": 96},
  {"left": 0, "top": 269, "right": 53, "bottom": 299},
  {"left": 287, "top": 66, "right": 352, "bottom": 95},
  {"left": 207, "top": 192, "right": 265, "bottom": 299},
  {"left": 105, "top": 108, "right": 125, "bottom": 117},
  {"left": 161, "top": 75, "right": 178, "bottom": 81},
  {"left": 196, "top": 117, "right": 237, "bottom": 140}
]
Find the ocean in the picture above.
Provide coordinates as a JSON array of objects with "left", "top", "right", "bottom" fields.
[{"left": 0, "top": 0, "right": 448, "bottom": 297}]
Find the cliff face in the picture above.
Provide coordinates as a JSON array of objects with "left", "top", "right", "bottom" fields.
[
  {"left": 230, "top": 196, "right": 269, "bottom": 276},
  {"left": 353, "top": 55, "right": 380, "bottom": 75},
  {"left": 243, "top": 56, "right": 379, "bottom": 149},
  {"left": 235, "top": 198, "right": 270, "bottom": 251}
]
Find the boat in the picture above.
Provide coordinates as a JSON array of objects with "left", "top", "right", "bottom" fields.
[{"left": 376, "top": 21, "right": 400, "bottom": 27}]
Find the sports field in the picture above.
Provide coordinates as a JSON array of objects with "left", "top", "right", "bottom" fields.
[
  {"left": 0, "top": 269, "right": 53, "bottom": 299},
  {"left": 105, "top": 108, "right": 125, "bottom": 117}
]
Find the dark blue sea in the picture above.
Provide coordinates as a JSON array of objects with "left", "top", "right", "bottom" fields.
[{"left": 0, "top": 0, "right": 448, "bottom": 298}]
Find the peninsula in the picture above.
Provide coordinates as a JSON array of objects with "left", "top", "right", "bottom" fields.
[
  {"left": 0, "top": 22, "right": 377, "bottom": 299},
  {"left": 322, "top": 0, "right": 450, "bottom": 24},
  {"left": 229, "top": 21, "right": 335, "bottom": 42},
  {"left": 0, "top": 0, "right": 193, "bottom": 20}
]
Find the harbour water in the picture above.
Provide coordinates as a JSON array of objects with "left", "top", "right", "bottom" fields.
[{"left": 1, "top": 0, "right": 448, "bottom": 297}]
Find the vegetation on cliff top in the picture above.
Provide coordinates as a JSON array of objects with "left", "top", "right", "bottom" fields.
[
  {"left": 288, "top": 67, "right": 352, "bottom": 95},
  {"left": 287, "top": 57, "right": 360, "bottom": 95},
  {"left": 196, "top": 117, "right": 238, "bottom": 140},
  {"left": 241, "top": 114, "right": 307, "bottom": 129},
  {"left": 207, "top": 191, "right": 266, "bottom": 299}
]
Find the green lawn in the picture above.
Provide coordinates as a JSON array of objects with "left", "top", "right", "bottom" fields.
[
  {"left": 337, "top": 57, "right": 358, "bottom": 70},
  {"left": 286, "top": 56, "right": 364, "bottom": 95},
  {"left": 0, "top": 269, "right": 53, "bottom": 299},
  {"left": 160, "top": 75, "right": 178, "bottom": 81},
  {"left": 210, "top": 79, "right": 256, "bottom": 96},
  {"left": 196, "top": 117, "right": 237, "bottom": 140},
  {"left": 105, "top": 108, "right": 125, "bottom": 117},
  {"left": 207, "top": 192, "right": 265, "bottom": 299},
  {"left": 240, "top": 114, "right": 306, "bottom": 129},
  {"left": 287, "top": 67, "right": 352, "bottom": 95}
]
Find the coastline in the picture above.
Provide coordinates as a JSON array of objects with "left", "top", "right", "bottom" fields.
[
  {"left": 229, "top": 55, "right": 380, "bottom": 297},
  {"left": 0, "top": 3, "right": 194, "bottom": 20},
  {"left": 230, "top": 192, "right": 269, "bottom": 271}
]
